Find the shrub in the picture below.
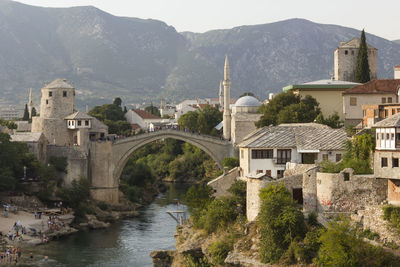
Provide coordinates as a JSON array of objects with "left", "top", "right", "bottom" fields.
[
  {"left": 199, "top": 197, "right": 237, "bottom": 233},
  {"left": 57, "top": 178, "right": 90, "bottom": 208},
  {"left": 316, "top": 219, "right": 399, "bottom": 266},
  {"left": 97, "top": 201, "right": 109, "bottom": 211},
  {"left": 208, "top": 239, "right": 233, "bottom": 265},
  {"left": 382, "top": 205, "right": 400, "bottom": 231},
  {"left": 307, "top": 211, "right": 320, "bottom": 227},
  {"left": 222, "top": 157, "right": 239, "bottom": 170},
  {"left": 258, "top": 183, "right": 307, "bottom": 263},
  {"left": 228, "top": 180, "right": 246, "bottom": 215},
  {"left": 361, "top": 228, "right": 380, "bottom": 240},
  {"left": 49, "top": 156, "right": 68, "bottom": 173}
]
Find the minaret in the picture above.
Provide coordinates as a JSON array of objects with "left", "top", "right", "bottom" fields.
[
  {"left": 223, "top": 55, "right": 231, "bottom": 140},
  {"left": 219, "top": 81, "right": 224, "bottom": 108},
  {"left": 28, "top": 88, "right": 34, "bottom": 118}
]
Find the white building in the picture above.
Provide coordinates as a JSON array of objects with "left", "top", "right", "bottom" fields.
[
  {"left": 125, "top": 109, "right": 163, "bottom": 131},
  {"left": 238, "top": 123, "right": 347, "bottom": 179}
]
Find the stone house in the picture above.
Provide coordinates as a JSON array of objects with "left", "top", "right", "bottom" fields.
[
  {"left": 283, "top": 79, "right": 360, "bottom": 120},
  {"left": 361, "top": 103, "right": 400, "bottom": 128},
  {"left": 373, "top": 112, "right": 400, "bottom": 205},
  {"left": 10, "top": 132, "right": 47, "bottom": 162},
  {"left": 238, "top": 123, "right": 347, "bottom": 179},
  {"left": 342, "top": 79, "right": 400, "bottom": 126}
]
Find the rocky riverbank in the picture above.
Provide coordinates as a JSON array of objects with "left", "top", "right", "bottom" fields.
[{"left": 150, "top": 219, "right": 267, "bottom": 267}]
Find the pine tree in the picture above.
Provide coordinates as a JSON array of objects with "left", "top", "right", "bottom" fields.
[
  {"left": 355, "top": 29, "right": 371, "bottom": 83},
  {"left": 22, "top": 104, "right": 29, "bottom": 120}
]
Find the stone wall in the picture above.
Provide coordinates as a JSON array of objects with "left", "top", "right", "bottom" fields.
[
  {"left": 246, "top": 177, "right": 268, "bottom": 221},
  {"left": 352, "top": 205, "right": 400, "bottom": 246},
  {"left": 303, "top": 166, "right": 319, "bottom": 213},
  {"left": 207, "top": 167, "right": 239, "bottom": 198},
  {"left": 316, "top": 169, "right": 387, "bottom": 213},
  {"left": 46, "top": 144, "right": 88, "bottom": 186}
]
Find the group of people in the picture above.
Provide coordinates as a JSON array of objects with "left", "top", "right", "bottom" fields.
[
  {"left": 47, "top": 215, "right": 65, "bottom": 231},
  {"left": 0, "top": 247, "right": 22, "bottom": 265},
  {"left": 7, "top": 221, "right": 27, "bottom": 242}
]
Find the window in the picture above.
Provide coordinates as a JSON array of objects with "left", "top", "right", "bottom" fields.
[
  {"left": 376, "top": 133, "right": 380, "bottom": 140},
  {"left": 266, "top": 170, "right": 271, "bottom": 176},
  {"left": 382, "top": 133, "right": 384, "bottom": 139},
  {"left": 345, "top": 50, "right": 348, "bottom": 55},
  {"left": 397, "top": 133, "right": 400, "bottom": 141},
  {"left": 362, "top": 110, "right": 366, "bottom": 117},
  {"left": 277, "top": 149, "right": 291, "bottom": 164},
  {"left": 256, "top": 170, "right": 263, "bottom": 174},
  {"left": 382, "top": 97, "right": 386, "bottom": 104},
  {"left": 277, "top": 170, "right": 284, "bottom": 178},
  {"left": 385, "top": 110, "right": 388, "bottom": 117},
  {"left": 336, "top": 154, "right": 342, "bottom": 162},
  {"left": 350, "top": 97, "right": 357, "bottom": 106},
  {"left": 46, "top": 99, "right": 48, "bottom": 105},
  {"left": 49, "top": 91, "right": 52, "bottom": 97},
  {"left": 392, "top": 109, "right": 396, "bottom": 115},
  {"left": 393, "top": 158, "right": 399, "bottom": 168},
  {"left": 387, "top": 133, "right": 390, "bottom": 140},
  {"left": 382, "top": 157, "right": 388, "bottom": 167},
  {"left": 388, "top": 97, "right": 393, "bottom": 103},
  {"left": 343, "top": 172, "right": 350, "bottom": 181},
  {"left": 251, "top": 149, "right": 273, "bottom": 159},
  {"left": 322, "top": 154, "right": 328, "bottom": 161},
  {"left": 63, "top": 91, "right": 67, "bottom": 97},
  {"left": 77, "top": 120, "right": 81, "bottom": 126},
  {"left": 392, "top": 133, "right": 395, "bottom": 140},
  {"left": 374, "top": 109, "right": 378, "bottom": 117},
  {"left": 85, "top": 120, "right": 89, "bottom": 126}
]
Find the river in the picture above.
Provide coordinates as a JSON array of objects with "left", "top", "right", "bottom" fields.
[{"left": 24, "top": 183, "right": 190, "bottom": 267}]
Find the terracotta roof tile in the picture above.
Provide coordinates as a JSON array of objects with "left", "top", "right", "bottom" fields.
[
  {"left": 132, "top": 109, "right": 160, "bottom": 119},
  {"left": 343, "top": 79, "right": 400, "bottom": 95}
]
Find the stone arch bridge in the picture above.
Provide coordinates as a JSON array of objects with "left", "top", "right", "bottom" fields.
[{"left": 88, "top": 129, "right": 234, "bottom": 203}]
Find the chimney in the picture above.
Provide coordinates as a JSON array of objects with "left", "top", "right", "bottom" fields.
[{"left": 395, "top": 65, "right": 400, "bottom": 79}]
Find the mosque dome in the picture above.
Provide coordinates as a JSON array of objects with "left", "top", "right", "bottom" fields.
[{"left": 234, "top": 96, "right": 260, "bottom": 107}]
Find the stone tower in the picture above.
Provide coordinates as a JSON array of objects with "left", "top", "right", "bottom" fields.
[
  {"left": 28, "top": 88, "right": 34, "bottom": 119},
  {"left": 223, "top": 55, "right": 231, "bottom": 140},
  {"left": 334, "top": 37, "right": 378, "bottom": 82},
  {"left": 219, "top": 80, "right": 224, "bottom": 108},
  {"left": 32, "top": 79, "right": 76, "bottom": 145}
]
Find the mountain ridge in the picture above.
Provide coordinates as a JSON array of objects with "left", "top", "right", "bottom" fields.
[{"left": 0, "top": 1, "right": 399, "bottom": 108}]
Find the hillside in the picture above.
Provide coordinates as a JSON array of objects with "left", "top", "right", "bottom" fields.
[{"left": 0, "top": 0, "right": 400, "bottom": 107}]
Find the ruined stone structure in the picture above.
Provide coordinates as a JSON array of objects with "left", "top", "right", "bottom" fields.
[{"left": 334, "top": 37, "right": 378, "bottom": 82}]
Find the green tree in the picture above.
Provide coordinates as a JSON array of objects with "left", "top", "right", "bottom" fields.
[
  {"left": 258, "top": 183, "right": 307, "bottom": 263},
  {"left": 113, "top": 97, "right": 122, "bottom": 107},
  {"left": 23, "top": 104, "right": 29, "bottom": 120},
  {"left": 145, "top": 104, "right": 160, "bottom": 117},
  {"left": 178, "top": 105, "right": 222, "bottom": 136},
  {"left": 355, "top": 29, "right": 371, "bottom": 83},
  {"left": 89, "top": 104, "right": 125, "bottom": 121},
  {"left": 239, "top": 92, "right": 256, "bottom": 98},
  {"left": 315, "top": 112, "right": 343, "bottom": 128},
  {"left": 222, "top": 157, "right": 239, "bottom": 169},
  {"left": 178, "top": 111, "right": 199, "bottom": 131},
  {"left": 31, "top": 107, "right": 37, "bottom": 117}
]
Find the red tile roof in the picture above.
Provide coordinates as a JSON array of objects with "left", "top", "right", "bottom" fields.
[
  {"left": 342, "top": 79, "right": 400, "bottom": 95},
  {"left": 395, "top": 65, "right": 400, "bottom": 68},
  {"left": 131, "top": 123, "right": 141, "bottom": 130},
  {"left": 131, "top": 109, "right": 160, "bottom": 119}
]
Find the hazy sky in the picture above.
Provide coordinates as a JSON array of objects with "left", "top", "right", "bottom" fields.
[{"left": 15, "top": 0, "right": 400, "bottom": 40}]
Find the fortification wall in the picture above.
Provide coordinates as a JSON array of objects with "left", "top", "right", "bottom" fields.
[{"left": 316, "top": 169, "right": 387, "bottom": 213}]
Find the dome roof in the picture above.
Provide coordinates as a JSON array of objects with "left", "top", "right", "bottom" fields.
[{"left": 234, "top": 96, "right": 260, "bottom": 107}]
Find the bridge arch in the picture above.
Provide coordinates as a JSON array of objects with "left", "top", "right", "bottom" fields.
[{"left": 111, "top": 129, "right": 233, "bottom": 183}]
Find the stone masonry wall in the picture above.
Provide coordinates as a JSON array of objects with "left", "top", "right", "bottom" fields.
[
  {"left": 317, "top": 169, "right": 387, "bottom": 213},
  {"left": 303, "top": 166, "right": 319, "bottom": 213},
  {"left": 207, "top": 167, "right": 239, "bottom": 198}
]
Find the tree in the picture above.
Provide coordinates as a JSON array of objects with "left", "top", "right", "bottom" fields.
[
  {"left": 315, "top": 113, "right": 343, "bottom": 129},
  {"left": 145, "top": 104, "right": 160, "bottom": 117},
  {"left": 31, "top": 107, "right": 37, "bottom": 117},
  {"left": 256, "top": 92, "right": 321, "bottom": 127},
  {"left": 178, "top": 105, "right": 222, "bottom": 136},
  {"left": 355, "top": 29, "right": 371, "bottom": 83},
  {"left": 89, "top": 104, "right": 125, "bottom": 121},
  {"left": 23, "top": 104, "right": 29, "bottom": 120},
  {"left": 113, "top": 97, "right": 122, "bottom": 107},
  {"left": 222, "top": 157, "right": 239, "bottom": 169},
  {"left": 239, "top": 92, "right": 255, "bottom": 98},
  {"left": 258, "top": 183, "right": 307, "bottom": 263}
]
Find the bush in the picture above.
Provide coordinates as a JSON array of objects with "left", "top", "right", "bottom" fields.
[
  {"left": 49, "top": 156, "right": 68, "bottom": 173},
  {"left": 382, "top": 205, "right": 400, "bottom": 231},
  {"left": 208, "top": 239, "right": 233, "bottom": 265},
  {"left": 97, "top": 201, "right": 109, "bottom": 211},
  {"left": 222, "top": 157, "right": 239, "bottom": 170},
  {"left": 199, "top": 197, "right": 238, "bottom": 233},
  {"left": 307, "top": 211, "right": 320, "bottom": 227},
  {"left": 258, "top": 183, "right": 307, "bottom": 263},
  {"left": 57, "top": 178, "right": 90, "bottom": 208},
  {"left": 316, "top": 219, "right": 399, "bottom": 266},
  {"left": 361, "top": 228, "right": 380, "bottom": 240}
]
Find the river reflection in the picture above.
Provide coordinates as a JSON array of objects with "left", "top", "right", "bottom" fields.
[{"left": 24, "top": 183, "right": 191, "bottom": 267}]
